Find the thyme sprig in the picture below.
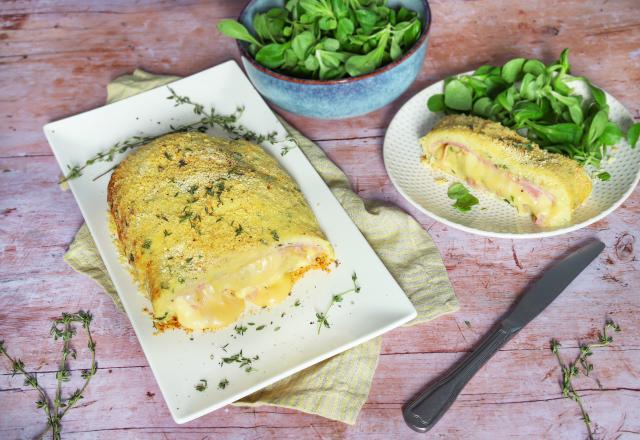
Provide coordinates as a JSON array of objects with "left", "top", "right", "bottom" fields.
[
  {"left": 550, "top": 319, "right": 621, "bottom": 440},
  {"left": 0, "top": 311, "right": 97, "bottom": 440},
  {"left": 60, "top": 87, "right": 299, "bottom": 183},
  {"left": 317, "top": 272, "right": 361, "bottom": 334},
  {"left": 219, "top": 350, "right": 259, "bottom": 373},
  {"left": 167, "top": 87, "right": 299, "bottom": 155},
  {"left": 61, "top": 135, "right": 156, "bottom": 183}
]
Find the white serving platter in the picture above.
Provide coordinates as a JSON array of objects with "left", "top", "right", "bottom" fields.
[
  {"left": 44, "top": 60, "right": 416, "bottom": 424},
  {"left": 383, "top": 73, "right": 640, "bottom": 238}
]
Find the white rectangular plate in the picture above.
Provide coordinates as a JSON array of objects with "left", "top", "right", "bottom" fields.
[{"left": 44, "top": 60, "right": 416, "bottom": 424}]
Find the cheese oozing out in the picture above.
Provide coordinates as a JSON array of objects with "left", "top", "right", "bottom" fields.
[
  {"left": 429, "top": 142, "right": 561, "bottom": 225},
  {"left": 170, "top": 243, "right": 326, "bottom": 331}
]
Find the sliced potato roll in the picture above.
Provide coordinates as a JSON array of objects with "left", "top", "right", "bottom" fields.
[{"left": 420, "top": 115, "right": 592, "bottom": 226}]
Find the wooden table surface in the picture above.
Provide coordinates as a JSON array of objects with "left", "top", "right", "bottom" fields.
[{"left": 1, "top": 1, "right": 639, "bottom": 439}]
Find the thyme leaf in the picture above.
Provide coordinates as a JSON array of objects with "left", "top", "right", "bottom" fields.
[
  {"left": 221, "top": 350, "right": 258, "bottom": 372},
  {"left": 234, "top": 325, "right": 247, "bottom": 336},
  {"left": 218, "top": 378, "right": 229, "bottom": 390},
  {"left": 1, "top": 311, "right": 97, "bottom": 440}
]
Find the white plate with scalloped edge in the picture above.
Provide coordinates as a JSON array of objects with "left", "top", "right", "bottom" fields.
[
  {"left": 383, "top": 73, "right": 640, "bottom": 238},
  {"left": 44, "top": 60, "right": 416, "bottom": 424}
]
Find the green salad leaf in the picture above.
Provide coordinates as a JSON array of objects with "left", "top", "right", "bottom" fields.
[
  {"left": 447, "top": 183, "right": 479, "bottom": 212},
  {"left": 217, "top": 0, "right": 422, "bottom": 80},
  {"left": 218, "top": 19, "right": 263, "bottom": 47},
  {"left": 426, "top": 49, "right": 639, "bottom": 175},
  {"left": 627, "top": 123, "right": 640, "bottom": 148}
]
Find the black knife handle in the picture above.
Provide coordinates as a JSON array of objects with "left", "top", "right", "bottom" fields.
[{"left": 403, "top": 320, "right": 520, "bottom": 433}]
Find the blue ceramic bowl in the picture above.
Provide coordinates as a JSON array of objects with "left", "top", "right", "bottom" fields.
[{"left": 237, "top": 0, "right": 431, "bottom": 119}]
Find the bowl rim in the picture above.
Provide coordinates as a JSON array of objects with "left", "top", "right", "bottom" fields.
[{"left": 236, "top": 0, "right": 431, "bottom": 85}]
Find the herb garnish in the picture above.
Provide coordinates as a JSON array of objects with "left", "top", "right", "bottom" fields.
[
  {"left": 60, "top": 88, "right": 299, "bottom": 183},
  {"left": 271, "top": 230, "right": 280, "bottom": 241},
  {"left": 221, "top": 351, "right": 259, "bottom": 373},
  {"left": 195, "top": 379, "right": 208, "bottom": 392},
  {"left": 153, "top": 312, "right": 169, "bottom": 322},
  {"left": 428, "top": 49, "right": 640, "bottom": 170},
  {"left": 447, "top": 183, "right": 479, "bottom": 212},
  {"left": 234, "top": 325, "right": 247, "bottom": 336},
  {"left": 218, "top": 378, "right": 229, "bottom": 390},
  {"left": 142, "top": 239, "right": 152, "bottom": 249},
  {"left": 550, "top": 319, "right": 621, "bottom": 440},
  {"left": 255, "top": 325, "right": 266, "bottom": 331},
  {"left": 316, "top": 272, "right": 360, "bottom": 334},
  {"left": 0, "top": 311, "right": 97, "bottom": 440}
]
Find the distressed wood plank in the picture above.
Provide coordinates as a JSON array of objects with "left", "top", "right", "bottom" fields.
[{"left": 1, "top": 350, "right": 639, "bottom": 439}]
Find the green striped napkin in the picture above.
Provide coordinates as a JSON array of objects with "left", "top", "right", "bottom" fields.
[{"left": 64, "top": 69, "right": 458, "bottom": 424}]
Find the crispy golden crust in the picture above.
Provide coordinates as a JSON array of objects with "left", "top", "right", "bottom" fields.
[{"left": 108, "top": 132, "right": 334, "bottom": 330}]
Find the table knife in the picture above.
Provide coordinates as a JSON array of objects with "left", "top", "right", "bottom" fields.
[{"left": 403, "top": 239, "right": 605, "bottom": 433}]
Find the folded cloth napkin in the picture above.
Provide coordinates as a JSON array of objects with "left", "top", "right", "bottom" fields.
[{"left": 64, "top": 69, "right": 458, "bottom": 424}]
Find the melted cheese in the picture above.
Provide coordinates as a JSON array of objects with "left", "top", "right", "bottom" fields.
[
  {"left": 435, "top": 144, "right": 557, "bottom": 223},
  {"left": 167, "top": 244, "right": 322, "bottom": 330}
]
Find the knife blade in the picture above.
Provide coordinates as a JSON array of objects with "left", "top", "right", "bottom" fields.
[{"left": 403, "top": 239, "right": 605, "bottom": 433}]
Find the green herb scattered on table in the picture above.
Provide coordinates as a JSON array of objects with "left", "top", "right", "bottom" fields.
[
  {"left": 447, "top": 182, "right": 479, "bottom": 212},
  {"left": 217, "top": 0, "right": 422, "bottom": 80},
  {"left": 61, "top": 87, "right": 299, "bottom": 183},
  {"left": 0, "top": 311, "right": 97, "bottom": 440},
  {"left": 317, "top": 272, "right": 361, "bottom": 334},
  {"left": 427, "top": 49, "right": 640, "bottom": 171},
  {"left": 550, "top": 319, "right": 621, "bottom": 440}
]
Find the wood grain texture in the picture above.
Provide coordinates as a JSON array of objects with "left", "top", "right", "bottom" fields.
[{"left": 1, "top": 0, "right": 639, "bottom": 439}]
